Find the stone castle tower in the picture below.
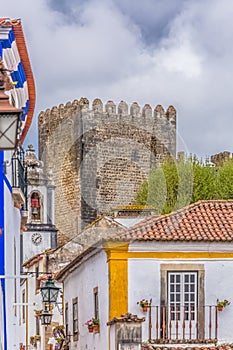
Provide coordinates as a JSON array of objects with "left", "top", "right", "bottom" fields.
[{"left": 38, "top": 98, "right": 176, "bottom": 244}]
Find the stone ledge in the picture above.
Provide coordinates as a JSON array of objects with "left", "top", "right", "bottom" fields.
[{"left": 12, "top": 187, "right": 25, "bottom": 205}]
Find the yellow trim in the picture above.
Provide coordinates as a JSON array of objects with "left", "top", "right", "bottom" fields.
[
  {"left": 106, "top": 251, "right": 233, "bottom": 259},
  {"left": 104, "top": 242, "right": 129, "bottom": 320},
  {"left": 104, "top": 245, "right": 233, "bottom": 320}
]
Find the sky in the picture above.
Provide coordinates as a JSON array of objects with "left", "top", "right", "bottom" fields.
[{"left": 2, "top": 0, "right": 233, "bottom": 158}]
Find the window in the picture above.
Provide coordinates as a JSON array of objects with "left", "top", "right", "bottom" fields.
[
  {"left": 35, "top": 266, "right": 40, "bottom": 292},
  {"left": 65, "top": 302, "right": 69, "bottom": 341},
  {"left": 22, "top": 289, "right": 25, "bottom": 324},
  {"left": 30, "top": 192, "right": 41, "bottom": 222},
  {"left": 168, "top": 272, "right": 197, "bottom": 321},
  {"left": 73, "top": 297, "right": 79, "bottom": 341},
  {"left": 160, "top": 264, "right": 205, "bottom": 340},
  {"left": 93, "top": 287, "right": 99, "bottom": 320}
]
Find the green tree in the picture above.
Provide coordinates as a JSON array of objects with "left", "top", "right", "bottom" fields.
[
  {"left": 192, "top": 160, "right": 217, "bottom": 202},
  {"left": 135, "top": 155, "right": 233, "bottom": 214},
  {"left": 216, "top": 159, "right": 233, "bottom": 199},
  {"left": 136, "top": 157, "right": 193, "bottom": 214}
]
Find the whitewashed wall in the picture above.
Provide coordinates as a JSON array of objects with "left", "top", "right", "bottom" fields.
[
  {"left": 63, "top": 249, "right": 108, "bottom": 350},
  {"left": 22, "top": 230, "right": 55, "bottom": 263},
  {"left": 18, "top": 257, "right": 63, "bottom": 350},
  {"left": 4, "top": 150, "right": 22, "bottom": 350},
  {"left": 0, "top": 284, "right": 4, "bottom": 350},
  {"left": 128, "top": 241, "right": 233, "bottom": 344}
]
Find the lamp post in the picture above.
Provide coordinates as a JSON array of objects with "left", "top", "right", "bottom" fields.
[{"left": 0, "top": 74, "right": 23, "bottom": 150}]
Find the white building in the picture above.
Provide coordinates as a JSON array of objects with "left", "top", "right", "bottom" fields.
[
  {"left": 57, "top": 200, "right": 233, "bottom": 350},
  {"left": 18, "top": 145, "right": 61, "bottom": 350},
  {"left": 0, "top": 19, "right": 36, "bottom": 350}
]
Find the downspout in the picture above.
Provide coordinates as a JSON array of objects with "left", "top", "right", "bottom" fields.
[
  {"left": 108, "top": 325, "right": 111, "bottom": 350},
  {"left": 62, "top": 281, "right": 64, "bottom": 326},
  {"left": 0, "top": 151, "right": 7, "bottom": 350},
  {"left": 25, "top": 278, "right": 28, "bottom": 350}
]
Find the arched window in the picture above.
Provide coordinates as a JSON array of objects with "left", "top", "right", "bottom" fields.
[{"left": 30, "top": 192, "right": 41, "bottom": 221}]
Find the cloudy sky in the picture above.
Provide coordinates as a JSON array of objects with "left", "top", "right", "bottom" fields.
[{"left": 2, "top": 0, "right": 233, "bottom": 158}]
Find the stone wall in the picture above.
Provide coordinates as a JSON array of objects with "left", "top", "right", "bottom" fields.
[
  {"left": 38, "top": 98, "right": 176, "bottom": 244},
  {"left": 211, "top": 151, "right": 232, "bottom": 166}
]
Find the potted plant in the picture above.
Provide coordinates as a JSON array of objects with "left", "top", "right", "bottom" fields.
[
  {"left": 92, "top": 318, "right": 100, "bottom": 333},
  {"left": 85, "top": 319, "right": 94, "bottom": 333},
  {"left": 137, "top": 299, "right": 149, "bottom": 312},
  {"left": 217, "top": 299, "right": 230, "bottom": 311},
  {"left": 34, "top": 309, "right": 43, "bottom": 319},
  {"left": 30, "top": 336, "right": 36, "bottom": 346},
  {"left": 34, "top": 335, "right": 41, "bottom": 342},
  {"left": 30, "top": 335, "right": 41, "bottom": 346}
]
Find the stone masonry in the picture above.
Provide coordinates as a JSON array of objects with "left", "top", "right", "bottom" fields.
[{"left": 38, "top": 98, "right": 176, "bottom": 245}]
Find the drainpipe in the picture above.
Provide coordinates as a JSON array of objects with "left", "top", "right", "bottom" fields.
[
  {"left": 0, "top": 151, "right": 6, "bottom": 350},
  {"left": 26, "top": 278, "right": 28, "bottom": 350}
]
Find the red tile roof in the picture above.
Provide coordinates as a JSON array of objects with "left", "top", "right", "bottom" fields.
[
  {"left": 107, "top": 313, "right": 145, "bottom": 325},
  {"left": 118, "top": 200, "right": 233, "bottom": 242}
]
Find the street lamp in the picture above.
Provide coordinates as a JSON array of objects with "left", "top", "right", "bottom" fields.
[
  {"left": 40, "top": 276, "right": 60, "bottom": 304},
  {"left": 40, "top": 308, "right": 53, "bottom": 326},
  {"left": 0, "top": 76, "right": 23, "bottom": 150}
]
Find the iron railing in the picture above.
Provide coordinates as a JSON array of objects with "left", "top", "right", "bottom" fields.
[
  {"left": 148, "top": 305, "right": 218, "bottom": 344},
  {"left": 11, "top": 148, "right": 28, "bottom": 209}
]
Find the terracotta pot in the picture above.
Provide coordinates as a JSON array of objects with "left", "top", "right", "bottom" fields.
[
  {"left": 142, "top": 305, "right": 148, "bottom": 312},
  {"left": 217, "top": 305, "right": 223, "bottom": 312},
  {"left": 88, "top": 326, "right": 94, "bottom": 333},
  {"left": 93, "top": 324, "right": 100, "bottom": 333}
]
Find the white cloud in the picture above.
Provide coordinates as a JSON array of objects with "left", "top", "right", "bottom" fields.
[{"left": 2, "top": 0, "right": 233, "bottom": 157}]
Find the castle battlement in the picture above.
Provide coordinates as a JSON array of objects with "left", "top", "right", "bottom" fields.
[
  {"left": 38, "top": 97, "right": 177, "bottom": 244},
  {"left": 38, "top": 98, "right": 176, "bottom": 124}
]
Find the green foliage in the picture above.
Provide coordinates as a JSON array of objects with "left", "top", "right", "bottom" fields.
[
  {"left": 216, "top": 159, "right": 233, "bottom": 199},
  {"left": 192, "top": 160, "right": 217, "bottom": 202},
  {"left": 135, "top": 156, "right": 233, "bottom": 214}
]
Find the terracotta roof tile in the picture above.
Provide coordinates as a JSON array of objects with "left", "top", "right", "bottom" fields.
[{"left": 118, "top": 200, "right": 233, "bottom": 242}]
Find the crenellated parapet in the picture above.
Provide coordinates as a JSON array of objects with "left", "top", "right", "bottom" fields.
[
  {"left": 38, "top": 98, "right": 176, "bottom": 127},
  {"left": 38, "top": 97, "right": 177, "bottom": 242}
]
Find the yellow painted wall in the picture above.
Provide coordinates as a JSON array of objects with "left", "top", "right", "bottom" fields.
[
  {"left": 104, "top": 242, "right": 129, "bottom": 320},
  {"left": 104, "top": 243, "right": 233, "bottom": 320}
]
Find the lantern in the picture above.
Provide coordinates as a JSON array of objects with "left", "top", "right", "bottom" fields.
[
  {"left": 0, "top": 78, "right": 22, "bottom": 150},
  {"left": 40, "top": 309, "right": 53, "bottom": 326},
  {"left": 40, "top": 276, "right": 60, "bottom": 304}
]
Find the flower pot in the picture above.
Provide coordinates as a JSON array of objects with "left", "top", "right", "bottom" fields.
[
  {"left": 93, "top": 324, "right": 100, "bottom": 333},
  {"left": 217, "top": 305, "right": 223, "bottom": 312},
  {"left": 88, "top": 326, "right": 94, "bottom": 333},
  {"left": 142, "top": 305, "right": 148, "bottom": 312}
]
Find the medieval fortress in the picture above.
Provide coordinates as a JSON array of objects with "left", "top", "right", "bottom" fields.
[{"left": 38, "top": 98, "right": 176, "bottom": 244}]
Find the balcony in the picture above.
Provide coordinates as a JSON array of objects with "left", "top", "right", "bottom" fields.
[
  {"left": 147, "top": 305, "right": 218, "bottom": 345},
  {"left": 11, "top": 151, "right": 27, "bottom": 207}
]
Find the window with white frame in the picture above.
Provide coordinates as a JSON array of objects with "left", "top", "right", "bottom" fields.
[
  {"left": 168, "top": 271, "right": 197, "bottom": 321},
  {"left": 160, "top": 264, "right": 205, "bottom": 340}
]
